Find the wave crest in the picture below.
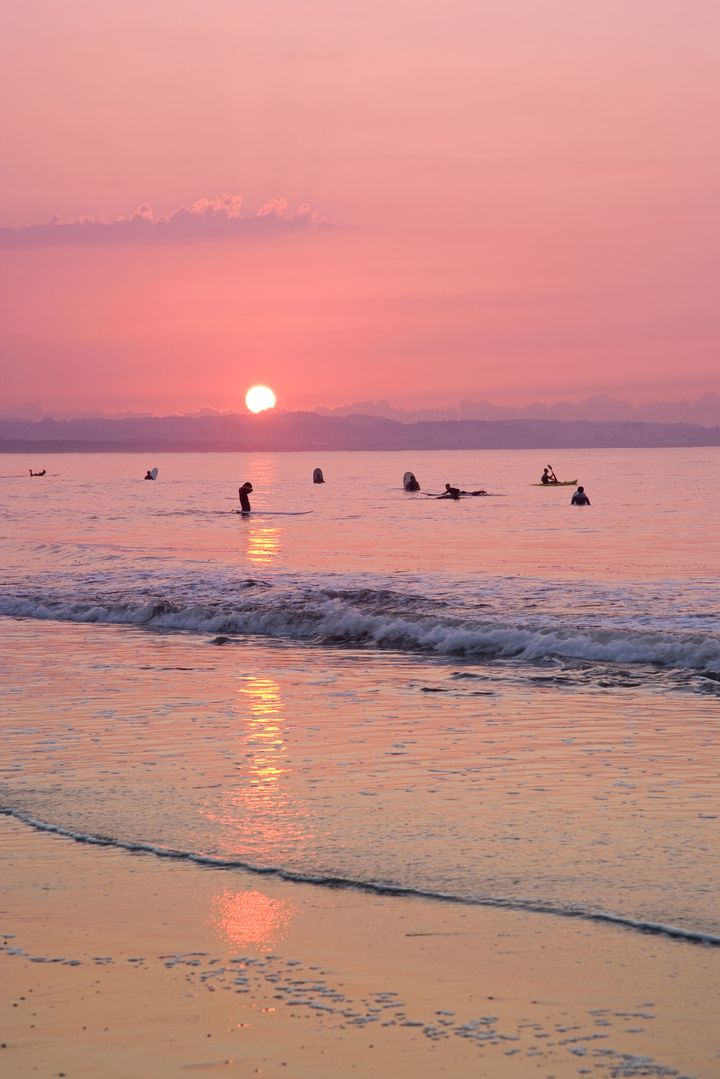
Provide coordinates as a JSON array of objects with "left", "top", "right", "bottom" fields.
[{"left": 2, "top": 578, "right": 719, "bottom": 677}]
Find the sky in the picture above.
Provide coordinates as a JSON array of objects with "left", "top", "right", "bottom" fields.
[{"left": 1, "top": 1, "right": 718, "bottom": 415}]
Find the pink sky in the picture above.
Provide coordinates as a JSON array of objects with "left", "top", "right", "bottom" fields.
[{"left": 1, "top": 1, "right": 718, "bottom": 414}]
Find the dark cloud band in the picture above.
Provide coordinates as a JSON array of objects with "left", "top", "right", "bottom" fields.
[{"left": 0, "top": 195, "right": 329, "bottom": 247}]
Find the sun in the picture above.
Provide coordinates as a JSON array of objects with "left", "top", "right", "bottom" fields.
[{"left": 245, "top": 385, "right": 277, "bottom": 414}]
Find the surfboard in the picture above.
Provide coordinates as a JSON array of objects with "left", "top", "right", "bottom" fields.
[
  {"left": 530, "top": 479, "right": 577, "bottom": 486},
  {"left": 234, "top": 510, "right": 313, "bottom": 516},
  {"left": 150, "top": 467, "right": 159, "bottom": 480}
]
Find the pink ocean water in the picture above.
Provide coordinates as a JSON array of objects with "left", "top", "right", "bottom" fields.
[
  {"left": 3, "top": 447, "right": 719, "bottom": 578},
  {"left": 1, "top": 448, "right": 719, "bottom": 942}
]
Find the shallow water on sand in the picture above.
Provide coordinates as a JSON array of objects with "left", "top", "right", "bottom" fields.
[{"left": 2, "top": 618, "right": 718, "bottom": 942}]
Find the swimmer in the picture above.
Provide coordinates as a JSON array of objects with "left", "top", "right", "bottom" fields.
[
  {"left": 238, "top": 481, "right": 254, "bottom": 512},
  {"left": 571, "top": 485, "right": 591, "bottom": 506}
]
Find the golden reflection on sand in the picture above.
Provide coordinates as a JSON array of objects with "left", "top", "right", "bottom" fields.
[
  {"left": 210, "top": 887, "right": 294, "bottom": 947},
  {"left": 204, "top": 675, "right": 306, "bottom": 945}
]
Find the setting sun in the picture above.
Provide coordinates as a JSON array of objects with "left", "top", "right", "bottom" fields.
[{"left": 245, "top": 385, "right": 277, "bottom": 414}]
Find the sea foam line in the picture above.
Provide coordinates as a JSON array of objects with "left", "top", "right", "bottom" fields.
[
  {"left": 2, "top": 591, "right": 720, "bottom": 673},
  {"left": 3, "top": 807, "right": 718, "bottom": 949}
]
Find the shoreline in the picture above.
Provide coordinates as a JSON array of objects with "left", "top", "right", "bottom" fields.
[
  {"left": 2, "top": 816, "right": 718, "bottom": 1078},
  {"left": 4, "top": 805, "right": 719, "bottom": 950}
]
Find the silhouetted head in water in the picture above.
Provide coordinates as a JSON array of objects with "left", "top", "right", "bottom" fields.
[
  {"left": 571, "top": 485, "right": 590, "bottom": 506},
  {"left": 238, "top": 481, "right": 253, "bottom": 512}
]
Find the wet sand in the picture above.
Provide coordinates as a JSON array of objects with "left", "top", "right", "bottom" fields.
[{"left": 2, "top": 816, "right": 718, "bottom": 1078}]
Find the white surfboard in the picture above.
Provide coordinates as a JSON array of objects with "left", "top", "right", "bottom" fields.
[
  {"left": 234, "top": 509, "right": 313, "bottom": 516},
  {"left": 150, "top": 467, "right": 159, "bottom": 480}
]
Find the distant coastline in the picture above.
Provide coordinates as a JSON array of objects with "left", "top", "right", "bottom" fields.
[{"left": 2, "top": 412, "right": 720, "bottom": 452}]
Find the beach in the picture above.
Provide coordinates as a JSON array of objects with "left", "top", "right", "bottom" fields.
[
  {"left": 2, "top": 448, "right": 719, "bottom": 1076},
  {"left": 3, "top": 808, "right": 718, "bottom": 1079}
]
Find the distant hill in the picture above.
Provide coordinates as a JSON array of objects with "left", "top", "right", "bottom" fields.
[
  {"left": 316, "top": 391, "right": 720, "bottom": 426},
  {"left": 1, "top": 411, "right": 720, "bottom": 452}
]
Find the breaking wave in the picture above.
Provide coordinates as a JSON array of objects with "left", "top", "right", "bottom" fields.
[{"left": 1, "top": 573, "right": 720, "bottom": 679}]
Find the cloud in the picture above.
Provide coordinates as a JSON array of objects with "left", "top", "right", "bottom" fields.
[{"left": 0, "top": 195, "right": 330, "bottom": 248}]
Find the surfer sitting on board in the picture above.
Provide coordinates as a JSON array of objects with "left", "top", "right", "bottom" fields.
[
  {"left": 571, "top": 485, "right": 591, "bottom": 506},
  {"left": 29, "top": 469, "right": 46, "bottom": 477},
  {"left": 541, "top": 466, "right": 558, "bottom": 485},
  {"left": 238, "top": 481, "right": 253, "bottom": 512}
]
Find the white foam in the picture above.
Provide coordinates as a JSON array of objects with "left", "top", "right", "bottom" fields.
[{"left": 1, "top": 582, "right": 719, "bottom": 676}]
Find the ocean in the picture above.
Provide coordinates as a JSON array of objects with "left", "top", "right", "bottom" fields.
[{"left": 2, "top": 447, "right": 719, "bottom": 947}]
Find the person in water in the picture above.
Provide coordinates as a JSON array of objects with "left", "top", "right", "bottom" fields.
[
  {"left": 313, "top": 468, "right": 325, "bottom": 484},
  {"left": 29, "top": 469, "right": 46, "bottom": 477},
  {"left": 238, "top": 481, "right": 253, "bottom": 512},
  {"left": 404, "top": 472, "right": 420, "bottom": 491},
  {"left": 571, "top": 485, "right": 591, "bottom": 506},
  {"left": 541, "top": 466, "right": 558, "bottom": 485},
  {"left": 437, "top": 483, "right": 488, "bottom": 499},
  {"left": 144, "top": 470, "right": 155, "bottom": 480}
]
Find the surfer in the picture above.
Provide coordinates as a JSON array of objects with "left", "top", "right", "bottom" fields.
[
  {"left": 313, "top": 467, "right": 325, "bottom": 484},
  {"left": 144, "top": 470, "right": 155, "bottom": 480},
  {"left": 571, "top": 485, "right": 591, "bottom": 506},
  {"left": 29, "top": 469, "right": 46, "bottom": 477},
  {"left": 541, "top": 466, "right": 558, "bottom": 485},
  {"left": 403, "top": 472, "right": 420, "bottom": 491},
  {"left": 438, "top": 483, "right": 461, "bottom": 500},
  {"left": 238, "top": 481, "right": 253, "bottom": 512}
]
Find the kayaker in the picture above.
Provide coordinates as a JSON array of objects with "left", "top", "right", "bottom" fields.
[{"left": 541, "top": 466, "right": 558, "bottom": 485}]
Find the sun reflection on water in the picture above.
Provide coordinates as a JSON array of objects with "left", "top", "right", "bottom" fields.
[
  {"left": 204, "top": 674, "right": 311, "bottom": 863},
  {"left": 245, "top": 525, "right": 280, "bottom": 566}
]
